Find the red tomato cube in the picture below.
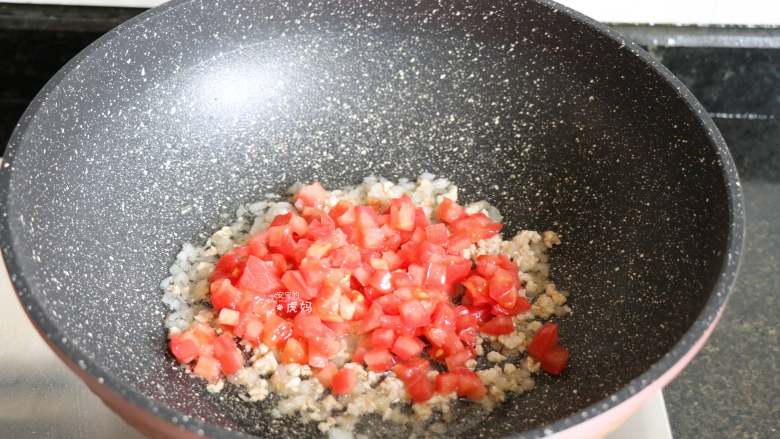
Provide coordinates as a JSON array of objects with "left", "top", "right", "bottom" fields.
[
  {"left": 169, "top": 334, "right": 199, "bottom": 364},
  {"left": 436, "top": 198, "right": 465, "bottom": 224},
  {"left": 391, "top": 335, "right": 424, "bottom": 360},
  {"left": 370, "top": 327, "right": 396, "bottom": 350},
  {"left": 315, "top": 362, "right": 338, "bottom": 388},
  {"left": 280, "top": 338, "right": 308, "bottom": 364},
  {"left": 331, "top": 368, "right": 356, "bottom": 396},
  {"left": 399, "top": 300, "right": 432, "bottom": 329},
  {"left": 389, "top": 195, "right": 415, "bottom": 232},
  {"left": 455, "top": 368, "right": 487, "bottom": 400},
  {"left": 193, "top": 355, "right": 221, "bottom": 382},
  {"left": 435, "top": 372, "right": 459, "bottom": 394},
  {"left": 528, "top": 322, "right": 560, "bottom": 360},
  {"left": 364, "top": 348, "right": 395, "bottom": 372},
  {"left": 541, "top": 344, "right": 569, "bottom": 375},
  {"left": 295, "top": 182, "right": 328, "bottom": 207},
  {"left": 405, "top": 374, "right": 434, "bottom": 403},
  {"left": 238, "top": 256, "right": 283, "bottom": 296},
  {"left": 210, "top": 279, "right": 242, "bottom": 311},
  {"left": 479, "top": 316, "right": 515, "bottom": 335},
  {"left": 213, "top": 333, "right": 243, "bottom": 375},
  {"left": 217, "top": 308, "right": 240, "bottom": 326}
]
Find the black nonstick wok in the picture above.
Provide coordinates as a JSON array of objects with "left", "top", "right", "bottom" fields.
[{"left": 0, "top": 0, "right": 744, "bottom": 437}]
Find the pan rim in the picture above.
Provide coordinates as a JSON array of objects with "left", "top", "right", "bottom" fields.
[{"left": 0, "top": 0, "right": 745, "bottom": 437}]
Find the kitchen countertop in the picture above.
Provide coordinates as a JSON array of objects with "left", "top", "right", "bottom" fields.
[{"left": 1, "top": 5, "right": 778, "bottom": 438}]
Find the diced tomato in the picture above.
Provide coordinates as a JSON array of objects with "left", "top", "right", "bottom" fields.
[
  {"left": 217, "top": 308, "right": 240, "bottom": 326},
  {"left": 296, "top": 182, "right": 328, "bottom": 207},
  {"left": 369, "top": 269, "right": 393, "bottom": 293},
  {"left": 267, "top": 225, "right": 296, "bottom": 258},
  {"left": 414, "top": 207, "right": 430, "bottom": 229},
  {"left": 289, "top": 214, "right": 308, "bottom": 236},
  {"left": 446, "top": 231, "right": 472, "bottom": 255},
  {"left": 316, "top": 362, "right": 339, "bottom": 388},
  {"left": 489, "top": 269, "right": 518, "bottom": 309},
  {"left": 364, "top": 348, "right": 395, "bottom": 372},
  {"left": 242, "top": 316, "right": 264, "bottom": 345},
  {"left": 238, "top": 256, "right": 283, "bottom": 296},
  {"left": 389, "top": 194, "right": 415, "bottom": 231},
  {"left": 270, "top": 212, "right": 293, "bottom": 227},
  {"left": 331, "top": 368, "right": 356, "bottom": 396},
  {"left": 262, "top": 313, "right": 293, "bottom": 347},
  {"left": 431, "top": 302, "right": 456, "bottom": 330},
  {"left": 396, "top": 241, "right": 418, "bottom": 265},
  {"left": 392, "top": 335, "right": 424, "bottom": 360},
  {"left": 436, "top": 198, "right": 465, "bottom": 224},
  {"left": 435, "top": 372, "right": 459, "bottom": 394},
  {"left": 193, "top": 355, "right": 221, "bottom": 382},
  {"left": 444, "top": 257, "right": 472, "bottom": 287},
  {"left": 455, "top": 308, "right": 479, "bottom": 331},
  {"left": 407, "top": 264, "right": 425, "bottom": 286},
  {"left": 247, "top": 234, "right": 269, "bottom": 259},
  {"left": 392, "top": 357, "right": 430, "bottom": 382},
  {"left": 315, "top": 283, "right": 343, "bottom": 323},
  {"left": 210, "top": 246, "right": 249, "bottom": 283},
  {"left": 299, "top": 257, "right": 329, "bottom": 288},
  {"left": 444, "top": 349, "right": 473, "bottom": 371},
  {"left": 280, "top": 338, "right": 308, "bottom": 364},
  {"left": 458, "top": 326, "right": 478, "bottom": 348},
  {"left": 462, "top": 275, "right": 491, "bottom": 306},
  {"left": 267, "top": 253, "right": 288, "bottom": 277},
  {"left": 425, "top": 223, "right": 448, "bottom": 244},
  {"left": 381, "top": 251, "right": 403, "bottom": 271},
  {"left": 330, "top": 200, "right": 353, "bottom": 222},
  {"left": 399, "top": 300, "right": 431, "bottom": 329},
  {"left": 424, "top": 261, "right": 448, "bottom": 291},
  {"left": 188, "top": 322, "right": 217, "bottom": 346},
  {"left": 382, "top": 227, "right": 403, "bottom": 252},
  {"left": 169, "top": 334, "right": 199, "bottom": 364},
  {"left": 355, "top": 206, "right": 384, "bottom": 250},
  {"left": 423, "top": 325, "right": 450, "bottom": 347},
  {"left": 175, "top": 188, "right": 572, "bottom": 393},
  {"left": 528, "top": 322, "right": 560, "bottom": 360},
  {"left": 304, "top": 334, "right": 340, "bottom": 364},
  {"left": 541, "top": 344, "right": 569, "bottom": 375},
  {"left": 379, "top": 315, "right": 403, "bottom": 332},
  {"left": 210, "top": 279, "right": 242, "bottom": 311},
  {"left": 406, "top": 374, "right": 434, "bottom": 403},
  {"left": 492, "top": 296, "right": 531, "bottom": 316},
  {"left": 306, "top": 216, "right": 337, "bottom": 242},
  {"left": 213, "top": 333, "right": 243, "bottom": 375},
  {"left": 476, "top": 255, "right": 500, "bottom": 278},
  {"left": 293, "top": 313, "right": 330, "bottom": 338},
  {"left": 479, "top": 316, "right": 515, "bottom": 335},
  {"left": 468, "top": 306, "right": 493, "bottom": 325},
  {"left": 361, "top": 302, "right": 384, "bottom": 333},
  {"left": 330, "top": 245, "right": 361, "bottom": 269},
  {"left": 323, "top": 320, "right": 352, "bottom": 337},
  {"left": 281, "top": 270, "right": 316, "bottom": 300},
  {"left": 454, "top": 368, "right": 486, "bottom": 400},
  {"left": 369, "top": 327, "right": 396, "bottom": 350},
  {"left": 351, "top": 345, "right": 367, "bottom": 364},
  {"left": 306, "top": 239, "right": 332, "bottom": 260}
]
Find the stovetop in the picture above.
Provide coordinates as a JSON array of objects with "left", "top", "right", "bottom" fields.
[{"left": 0, "top": 5, "right": 778, "bottom": 439}]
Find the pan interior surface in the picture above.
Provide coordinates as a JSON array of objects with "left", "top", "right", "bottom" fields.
[{"left": 1, "top": 0, "right": 735, "bottom": 437}]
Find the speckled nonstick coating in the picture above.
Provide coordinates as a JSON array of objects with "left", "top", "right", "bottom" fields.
[{"left": 0, "top": 0, "right": 744, "bottom": 437}]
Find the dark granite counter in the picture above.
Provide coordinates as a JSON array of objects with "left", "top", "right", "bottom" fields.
[{"left": 0, "top": 5, "right": 777, "bottom": 438}]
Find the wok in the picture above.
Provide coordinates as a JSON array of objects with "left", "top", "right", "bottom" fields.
[{"left": 0, "top": 0, "right": 744, "bottom": 437}]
